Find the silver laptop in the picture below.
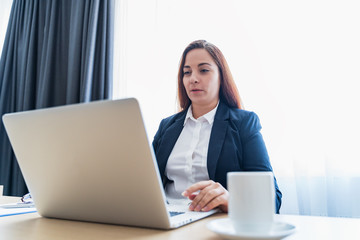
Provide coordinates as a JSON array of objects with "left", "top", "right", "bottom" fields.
[{"left": 2, "top": 98, "right": 217, "bottom": 229}]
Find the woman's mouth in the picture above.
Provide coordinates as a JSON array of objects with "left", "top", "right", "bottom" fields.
[{"left": 191, "top": 89, "right": 203, "bottom": 92}]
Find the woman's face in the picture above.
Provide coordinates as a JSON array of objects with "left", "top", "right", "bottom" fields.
[{"left": 182, "top": 49, "right": 220, "bottom": 108}]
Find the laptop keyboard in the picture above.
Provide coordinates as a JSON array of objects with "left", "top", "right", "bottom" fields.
[{"left": 169, "top": 211, "right": 185, "bottom": 217}]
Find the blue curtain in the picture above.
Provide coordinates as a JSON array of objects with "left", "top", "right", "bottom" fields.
[{"left": 0, "top": 0, "right": 114, "bottom": 196}]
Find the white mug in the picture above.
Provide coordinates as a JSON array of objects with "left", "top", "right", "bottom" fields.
[{"left": 228, "top": 172, "right": 275, "bottom": 233}]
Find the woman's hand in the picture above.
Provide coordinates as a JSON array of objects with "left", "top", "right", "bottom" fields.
[{"left": 182, "top": 180, "right": 229, "bottom": 212}]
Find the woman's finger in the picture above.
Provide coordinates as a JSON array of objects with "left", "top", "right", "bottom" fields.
[
  {"left": 182, "top": 180, "right": 213, "bottom": 197},
  {"left": 191, "top": 184, "right": 226, "bottom": 211}
]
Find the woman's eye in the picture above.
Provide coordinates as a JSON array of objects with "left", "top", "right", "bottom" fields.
[
  {"left": 183, "top": 71, "right": 191, "bottom": 75},
  {"left": 200, "top": 69, "right": 209, "bottom": 73}
]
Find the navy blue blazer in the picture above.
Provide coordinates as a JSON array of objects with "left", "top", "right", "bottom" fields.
[{"left": 152, "top": 101, "right": 282, "bottom": 213}]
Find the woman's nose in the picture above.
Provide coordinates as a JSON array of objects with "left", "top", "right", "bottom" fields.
[{"left": 190, "top": 73, "right": 199, "bottom": 83}]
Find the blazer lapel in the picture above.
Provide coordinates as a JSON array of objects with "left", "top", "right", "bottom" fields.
[
  {"left": 156, "top": 113, "right": 185, "bottom": 180},
  {"left": 207, "top": 102, "right": 229, "bottom": 180}
]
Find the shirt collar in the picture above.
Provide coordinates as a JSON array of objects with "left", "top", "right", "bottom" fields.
[{"left": 184, "top": 101, "right": 219, "bottom": 126}]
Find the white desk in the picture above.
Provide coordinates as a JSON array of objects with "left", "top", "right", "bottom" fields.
[{"left": 1, "top": 197, "right": 360, "bottom": 239}]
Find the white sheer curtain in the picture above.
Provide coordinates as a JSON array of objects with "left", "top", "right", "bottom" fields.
[
  {"left": 0, "top": 0, "right": 13, "bottom": 57},
  {"left": 113, "top": 0, "right": 360, "bottom": 218}
]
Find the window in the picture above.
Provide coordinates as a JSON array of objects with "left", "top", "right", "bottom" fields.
[
  {"left": 0, "top": 0, "right": 13, "bottom": 57},
  {"left": 114, "top": 0, "right": 360, "bottom": 217}
]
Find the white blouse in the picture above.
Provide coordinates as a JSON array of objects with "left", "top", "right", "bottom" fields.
[{"left": 165, "top": 103, "right": 219, "bottom": 199}]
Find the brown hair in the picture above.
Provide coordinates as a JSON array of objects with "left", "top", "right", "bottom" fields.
[{"left": 177, "top": 40, "right": 243, "bottom": 111}]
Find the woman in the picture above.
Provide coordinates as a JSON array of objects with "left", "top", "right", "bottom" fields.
[{"left": 152, "top": 40, "right": 282, "bottom": 213}]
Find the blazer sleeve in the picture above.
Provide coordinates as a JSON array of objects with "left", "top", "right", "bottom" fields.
[{"left": 238, "top": 111, "right": 282, "bottom": 213}]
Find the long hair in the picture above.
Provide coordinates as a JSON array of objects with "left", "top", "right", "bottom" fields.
[{"left": 177, "top": 40, "right": 243, "bottom": 111}]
